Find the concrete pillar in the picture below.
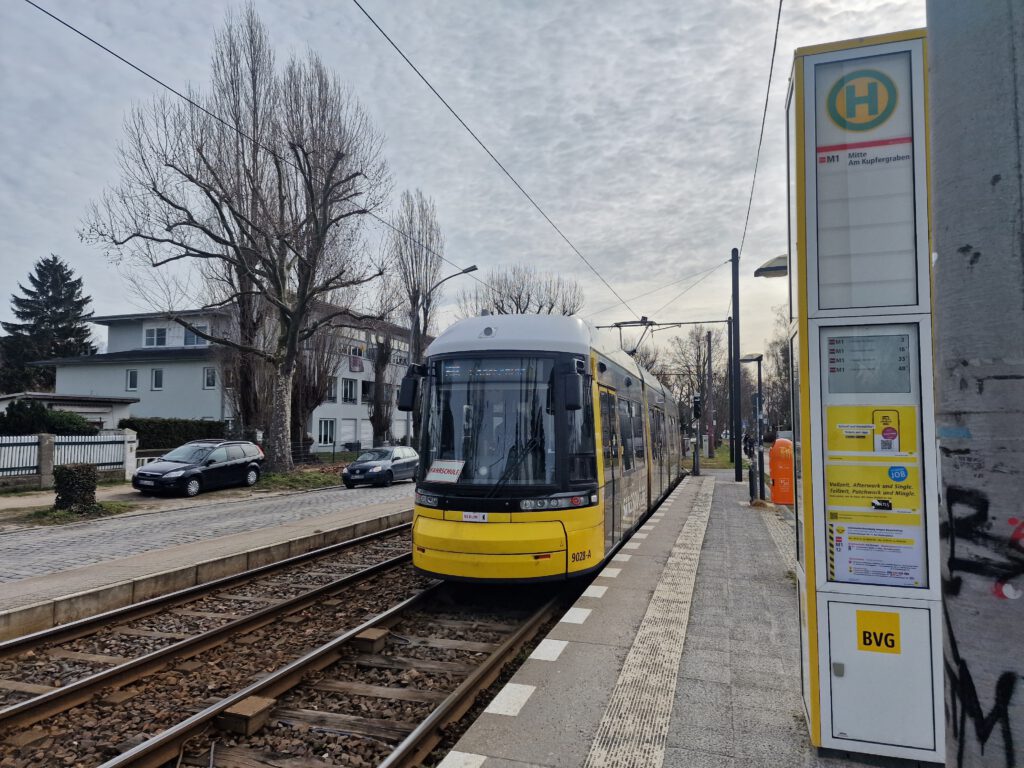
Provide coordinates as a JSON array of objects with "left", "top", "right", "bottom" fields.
[
  {"left": 927, "top": 2, "right": 1024, "bottom": 766},
  {"left": 122, "top": 428, "right": 137, "bottom": 481},
  {"left": 38, "top": 433, "right": 54, "bottom": 489}
]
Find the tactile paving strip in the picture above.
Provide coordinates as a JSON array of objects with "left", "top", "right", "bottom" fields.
[
  {"left": 760, "top": 505, "right": 798, "bottom": 573},
  {"left": 582, "top": 475, "right": 715, "bottom": 768}
]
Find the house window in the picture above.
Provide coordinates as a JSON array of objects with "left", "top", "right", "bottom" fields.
[
  {"left": 184, "top": 325, "right": 208, "bottom": 346},
  {"left": 145, "top": 328, "right": 167, "bottom": 347},
  {"left": 350, "top": 345, "right": 364, "bottom": 357},
  {"left": 151, "top": 368, "right": 164, "bottom": 390},
  {"left": 318, "top": 418, "right": 336, "bottom": 446},
  {"left": 342, "top": 378, "right": 357, "bottom": 403},
  {"left": 203, "top": 367, "right": 217, "bottom": 389},
  {"left": 361, "top": 380, "right": 373, "bottom": 403},
  {"left": 326, "top": 376, "right": 338, "bottom": 403},
  {"left": 125, "top": 369, "right": 138, "bottom": 391}
]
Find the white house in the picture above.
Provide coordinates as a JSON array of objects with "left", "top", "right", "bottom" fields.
[{"left": 42, "top": 309, "right": 415, "bottom": 451}]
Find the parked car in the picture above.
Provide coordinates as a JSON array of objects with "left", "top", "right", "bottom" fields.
[
  {"left": 132, "top": 440, "right": 264, "bottom": 497},
  {"left": 342, "top": 447, "right": 419, "bottom": 488}
]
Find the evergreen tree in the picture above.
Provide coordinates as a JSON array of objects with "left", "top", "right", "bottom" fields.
[{"left": 0, "top": 255, "right": 95, "bottom": 393}]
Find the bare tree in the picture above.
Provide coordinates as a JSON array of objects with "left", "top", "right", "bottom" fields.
[
  {"left": 762, "top": 305, "right": 791, "bottom": 432},
  {"left": 622, "top": 334, "right": 662, "bottom": 374},
  {"left": 291, "top": 306, "right": 347, "bottom": 458},
  {"left": 366, "top": 277, "right": 403, "bottom": 446},
  {"left": 83, "top": 6, "right": 390, "bottom": 471},
  {"left": 665, "top": 325, "right": 728, "bottom": 440},
  {"left": 456, "top": 264, "right": 583, "bottom": 318}
]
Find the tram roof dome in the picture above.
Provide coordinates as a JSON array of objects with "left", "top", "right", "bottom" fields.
[{"left": 425, "top": 314, "right": 594, "bottom": 357}]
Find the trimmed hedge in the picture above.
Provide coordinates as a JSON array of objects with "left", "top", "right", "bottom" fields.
[
  {"left": 54, "top": 463, "right": 99, "bottom": 512},
  {"left": 0, "top": 400, "right": 98, "bottom": 436},
  {"left": 118, "top": 417, "right": 227, "bottom": 449}
]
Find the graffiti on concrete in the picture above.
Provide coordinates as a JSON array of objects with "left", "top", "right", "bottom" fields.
[{"left": 941, "top": 485, "right": 1022, "bottom": 767}]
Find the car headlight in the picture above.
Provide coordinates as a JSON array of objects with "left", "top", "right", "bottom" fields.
[
  {"left": 369, "top": 466, "right": 382, "bottom": 473},
  {"left": 164, "top": 470, "right": 185, "bottom": 479}
]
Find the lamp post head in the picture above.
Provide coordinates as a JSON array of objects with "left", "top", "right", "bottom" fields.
[{"left": 462, "top": 264, "right": 479, "bottom": 274}]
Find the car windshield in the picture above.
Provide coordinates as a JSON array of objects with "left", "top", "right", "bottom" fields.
[
  {"left": 357, "top": 450, "right": 391, "bottom": 462},
  {"left": 162, "top": 444, "right": 214, "bottom": 463},
  {"left": 422, "top": 357, "right": 555, "bottom": 486}
]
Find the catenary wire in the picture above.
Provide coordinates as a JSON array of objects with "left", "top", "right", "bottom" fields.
[
  {"left": 349, "top": 0, "right": 640, "bottom": 319},
  {"left": 651, "top": 260, "right": 729, "bottom": 316},
  {"left": 584, "top": 260, "right": 729, "bottom": 319},
  {"left": 738, "top": 0, "right": 784, "bottom": 256},
  {"left": 21, "top": 0, "right": 491, "bottom": 296}
]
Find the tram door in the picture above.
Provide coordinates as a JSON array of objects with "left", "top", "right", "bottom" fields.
[{"left": 599, "top": 389, "right": 621, "bottom": 553}]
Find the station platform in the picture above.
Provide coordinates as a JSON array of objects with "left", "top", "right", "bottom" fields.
[
  {"left": 442, "top": 471, "right": 913, "bottom": 768},
  {"left": 0, "top": 495, "right": 411, "bottom": 640}
]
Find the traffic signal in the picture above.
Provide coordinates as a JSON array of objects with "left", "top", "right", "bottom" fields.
[{"left": 692, "top": 394, "right": 702, "bottom": 419}]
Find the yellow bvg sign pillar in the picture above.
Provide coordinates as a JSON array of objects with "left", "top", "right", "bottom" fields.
[{"left": 786, "top": 30, "right": 944, "bottom": 763}]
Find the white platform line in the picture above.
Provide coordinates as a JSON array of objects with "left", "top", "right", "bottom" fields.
[
  {"left": 601, "top": 567, "right": 621, "bottom": 578},
  {"left": 633, "top": 533, "right": 649, "bottom": 540},
  {"left": 560, "top": 606, "right": 592, "bottom": 624},
  {"left": 530, "top": 638, "right": 569, "bottom": 661},
  {"left": 623, "top": 542, "right": 640, "bottom": 550},
  {"left": 583, "top": 585, "right": 608, "bottom": 598},
  {"left": 437, "top": 752, "right": 487, "bottom": 768},
  {"left": 583, "top": 475, "right": 715, "bottom": 768},
  {"left": 612, "top": 553, "right": 632, "bottom": 562},
  {"left": 485, "top": 682, "right": 535, "bottom": 716}
]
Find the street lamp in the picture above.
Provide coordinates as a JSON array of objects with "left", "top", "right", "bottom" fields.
[
  {"left": 405, "top": 264, "right": 478, "bottom": 441},
  {"left": 740, "top": 352, "right": 765, "bottom": 500}
]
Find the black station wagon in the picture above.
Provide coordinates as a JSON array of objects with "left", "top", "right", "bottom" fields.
[{"left": 132, "top": 440, "right": 265, "bottom": 497}]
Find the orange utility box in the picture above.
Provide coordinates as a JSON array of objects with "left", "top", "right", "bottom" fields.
[{"left": 768, "top": 438, "right": 794, "bottom": 505}]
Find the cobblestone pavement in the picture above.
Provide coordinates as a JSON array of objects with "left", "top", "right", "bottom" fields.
[{"left": 0, "top": 483, "right": 413, "bottom": 583}]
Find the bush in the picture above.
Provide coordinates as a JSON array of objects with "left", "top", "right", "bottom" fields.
[
  {"left": 0, "top": 400, "right": 98, "bottom": 436},
  {"left": 53, "top": 463, "right": 99, "bottom": 512},
  {"left": 118, "top": 417, "right": 226, "bottom": 449}
]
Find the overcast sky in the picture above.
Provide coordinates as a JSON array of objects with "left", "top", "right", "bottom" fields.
[{"left": 0, "top": 0, "right": 925, "bottom": 358}]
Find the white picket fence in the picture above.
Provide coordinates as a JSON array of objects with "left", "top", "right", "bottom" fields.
[
  {"left": 54, "top": 435, "right": 129, "bottom": 472},
  {"left": 0, "top": 435, "right": 40, "bottom": 477}
]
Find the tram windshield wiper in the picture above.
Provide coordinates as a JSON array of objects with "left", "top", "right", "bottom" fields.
[{"left": 486, "top": 436, "right": 540, "bottom": 498}]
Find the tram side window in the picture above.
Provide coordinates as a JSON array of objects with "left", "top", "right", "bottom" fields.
[
  {"left": 631, "top": 401, "right": 646, "bottom": 472},
  {"left": 617, "top": 398, "right": 634, "bottom": 472},
  {"left": 568, "top": 379, "right": 596, "bottom": 482}
]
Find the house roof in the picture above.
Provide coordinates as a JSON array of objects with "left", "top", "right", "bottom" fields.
[
  {"left": 89, "top": 308, "right": 229, "bottom": 325},
  {"left": 31, "top": 347, "right": 215, "bottom": 367},
  {"left": 0, "top": 392, "right": 140, "bottom": 405}
]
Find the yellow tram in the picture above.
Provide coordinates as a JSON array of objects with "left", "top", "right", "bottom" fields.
[{"left": 398, "top": 314, "right": 684, "bottom": 582}]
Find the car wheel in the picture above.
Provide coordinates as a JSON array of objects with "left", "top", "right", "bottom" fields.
[
  {"left": 184, "top": 478, "right": 202, "bottom": 497},
  {"left": 344, "top": 481, "right": 355, "bottom": 489},
  {"left": 381, "top": 470, "right": 394, "bottom": 488},
  {"left": 244, "top": 468, "right": 260, "bottom": 487}
]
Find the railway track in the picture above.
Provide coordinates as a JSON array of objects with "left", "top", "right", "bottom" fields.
[{"left": 0, "top": 522, "right": 425, "bottom": 765}]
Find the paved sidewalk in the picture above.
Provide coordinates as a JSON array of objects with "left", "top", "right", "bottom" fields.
[{"left": 0, "top": 482, "right": 412, "bottom": 583}]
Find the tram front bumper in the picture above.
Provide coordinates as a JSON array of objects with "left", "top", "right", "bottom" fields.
[{"left": 413, "top": 514, "right": 567, "bottom": 581}]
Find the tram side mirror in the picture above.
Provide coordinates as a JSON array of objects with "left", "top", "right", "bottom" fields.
[
  {"left": 398, "top": 365, "right": 423, "bottom": 412},
  {"left": 564, "top": 373, "right": 584, "bottom": 411}
]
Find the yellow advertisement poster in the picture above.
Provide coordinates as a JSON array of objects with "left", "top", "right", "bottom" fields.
[
  {"left": 826, "top": 405, "right": 918, "bottom": 456},
  {"left": 825, "top": 462, "right": 921, "bottom": 511}
]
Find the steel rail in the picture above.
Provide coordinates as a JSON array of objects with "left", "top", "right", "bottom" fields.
[
  {"left": 97, "top": 583, "right": 444, "bottom": 768},
  {"left": 379, "top": 595, "right": 560, "bottom": 768},
  {"left": 0, "top": 517, "right": 412, "bottom": 657},
  {"left": 0, "top": 550, "right": 413, "bottom": 731}
]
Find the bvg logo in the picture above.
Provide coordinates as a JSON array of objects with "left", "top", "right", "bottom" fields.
[
  {"left": 827, "top": 69, "right": 897, "bottom": 131},
  {"left": 856, "top": 610, "right": 900, "bottom": 654}
]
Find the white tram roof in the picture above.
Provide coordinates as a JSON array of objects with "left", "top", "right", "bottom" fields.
[{"left": 426, "top": 314, "right": 594, "bottom": 357}]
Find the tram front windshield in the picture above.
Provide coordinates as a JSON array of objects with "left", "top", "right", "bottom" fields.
[{"left": 422, "top": 357, "right": 556, "bottom": 488}]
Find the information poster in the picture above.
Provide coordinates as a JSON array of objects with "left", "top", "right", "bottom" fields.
[
  {"left": 820, "top": 325, "right": 927, "bottom": 588},
  {"left": 814, "top": 51, "right": 918, "bottom": 309}
]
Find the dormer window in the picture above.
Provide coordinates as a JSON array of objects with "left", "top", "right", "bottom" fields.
[
  {"left": 145, "top": 328, "right": 168, "bottom": 347},
  {"left": 184, "top": 325, "right": 208, "bottom": 346}
]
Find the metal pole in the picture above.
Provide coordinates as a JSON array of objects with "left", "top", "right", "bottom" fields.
[
  {"left": 706, "top": 330, "right": 714, "bottom": 458},
  {"left": 693, "top": 415, "right": 701, "bottom": 476},
  {"left": 731, "top": 247, "right": 742, "bottom": 482},
  {"left": 757, "top": 358, "right": 765, "bottom": 500},
  {"left": 727, "top": 316, "right": 734, "bottom": 463}
]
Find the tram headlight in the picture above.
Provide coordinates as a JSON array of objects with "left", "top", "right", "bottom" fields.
[
  {"left": 415, "top": 490, "right": 439, "bottom": 507},
  {"left": 519, "top": 494, "right": 596, "bottom": 511}
]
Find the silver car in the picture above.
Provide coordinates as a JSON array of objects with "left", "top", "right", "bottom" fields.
[{"left": 341, "top": 447, "right": 420, "bottom": 488}]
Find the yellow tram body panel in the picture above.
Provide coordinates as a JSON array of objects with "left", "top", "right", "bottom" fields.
[{"left": 412, "top": 504, "right": 606, "bottom": 580}]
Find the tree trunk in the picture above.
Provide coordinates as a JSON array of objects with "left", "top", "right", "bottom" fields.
[{"left": 265, "top": 365, "right": 294, "bottom": 472}]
